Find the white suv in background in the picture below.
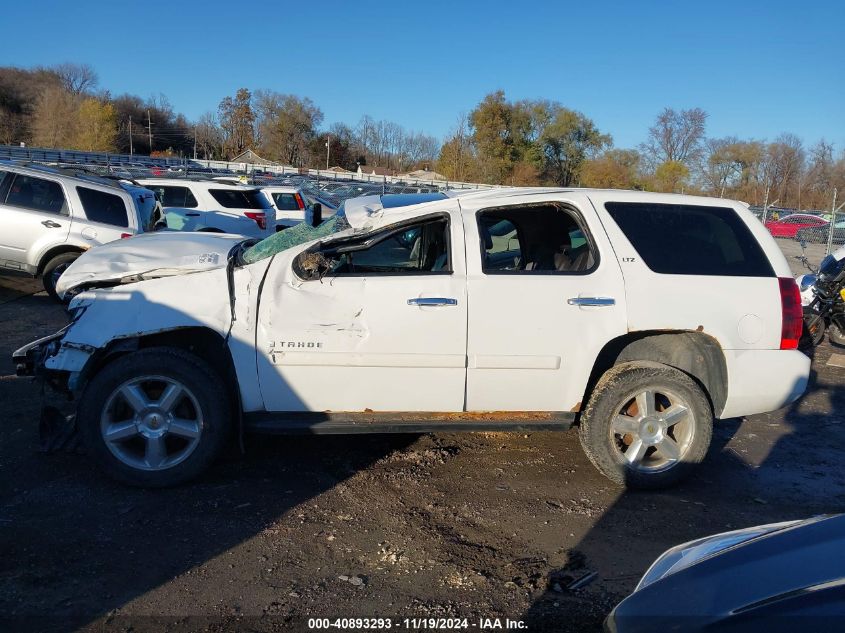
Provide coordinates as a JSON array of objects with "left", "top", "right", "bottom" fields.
[
  {"left": 0, "top": 163, "right": 157, "bottom": 299},
  {"left": 137, "top": 178, "right": 274, "bottom": 239},
  {"left": 260, "top": 185, "right": 315, "bottom": 229}
]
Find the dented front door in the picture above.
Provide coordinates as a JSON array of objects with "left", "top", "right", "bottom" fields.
[{"left": 255, "top": 209, "right": 468, "bottom": 412}]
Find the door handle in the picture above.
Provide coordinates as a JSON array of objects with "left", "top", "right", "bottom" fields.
[
  {"left": 41, "top": 220, "right": 62, "bottom": 228},
  {"left": 567, "top": 297, "right": 615, "bottom": 307},
  {"left": 407, "top": 297, "right": 458, "bottom": 306}
]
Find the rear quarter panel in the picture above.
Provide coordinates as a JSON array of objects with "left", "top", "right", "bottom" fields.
[{"left": 587, "top": 192, "right": 789, "bottom": 351}]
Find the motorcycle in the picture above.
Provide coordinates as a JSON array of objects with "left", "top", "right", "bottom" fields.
[{"left": 795, "top": 240, "right": 845, "bottom": 348}]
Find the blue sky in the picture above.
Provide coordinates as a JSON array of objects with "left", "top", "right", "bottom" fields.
[{"left": 2, "top": 0, "right": 843, "bottom": 150}]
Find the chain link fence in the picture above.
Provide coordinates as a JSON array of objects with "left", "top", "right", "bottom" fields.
[{"left": 752, "top": 193, "right": 843, "bottom": 275}]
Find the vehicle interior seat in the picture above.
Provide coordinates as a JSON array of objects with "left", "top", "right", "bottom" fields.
[
  {"left": 556, "top": 244, "right": 592, "bottom": 271},
  {"left": 523, "top": 243, "right": 557, "bottom": 271}
]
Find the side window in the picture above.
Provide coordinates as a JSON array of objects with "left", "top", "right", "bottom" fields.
[
  {"left": 605, "top": 202, "right": 774, "bottom": 277},
  {"left": 478, "top": 205, "right": 596, "bottom": 274},
  {"left": 298, "top": 217, "right": 450, "bottom": 277},
  {"left": 0, "top": 169, "right": 11, "bottom": 195},
  {"left": 155, "top": 186, "right": 198, "bottom": 208},
  {"left": 209, "top": 189, "right": 266, "bottom": 209},
  {"left": 76, "top": 187, "right": 129, "bottom": 228},
  {"left": 4, "top": 174, "right": 68, "bottom": 215},
  {"left": 273, "top": 192, "right": 300, "bottom": 211}
]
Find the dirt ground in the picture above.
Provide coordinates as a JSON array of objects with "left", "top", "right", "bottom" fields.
[{"left": 1, "top": 271, "right": 844, "bottom": 633}]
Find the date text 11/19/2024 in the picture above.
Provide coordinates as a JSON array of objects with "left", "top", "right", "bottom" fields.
[{"left": 307, "top": 617, "right": 527, "bottom": 630}]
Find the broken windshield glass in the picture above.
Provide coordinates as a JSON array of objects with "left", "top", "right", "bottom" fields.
[{"left": 242, "top": 215, "right": 351, "bottom": 264}]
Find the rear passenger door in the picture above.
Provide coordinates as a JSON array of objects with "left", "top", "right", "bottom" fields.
[
  {"left": 462, "top": 193, "right": 628, "bottom": 413},
  {"left": 0, "top": 171, "right": 71, "bottom": 272}
]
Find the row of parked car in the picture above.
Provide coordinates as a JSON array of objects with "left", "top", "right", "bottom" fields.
[
  {"left": 763, "top": 211, "right": 845, "bottom": 244},
  {"left": 0, "top": 161, "right": 374, "bottom": 298}
]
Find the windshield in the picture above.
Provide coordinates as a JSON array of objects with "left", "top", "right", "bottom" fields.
[{"left": 242, "top": 215, "right": 350, "bottom": 264}]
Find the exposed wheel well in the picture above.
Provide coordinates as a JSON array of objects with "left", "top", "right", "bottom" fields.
[
  {"left": 82, "top": 327, "right": 242, "bottom": 422},
  {"left": 36, "top": 246, "right": 84, "bottom": 276},
  {"left": 583, "top": 331, "right": 728, "bottom": 418}
]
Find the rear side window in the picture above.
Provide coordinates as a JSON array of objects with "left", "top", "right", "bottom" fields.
[
  {"left": 209, "top": 189, "right": 267, "bottom": 209},
  {"left": 272, "top": 192, "right": 299, "bottom": 211},
  {"left": 4, "top": 174, "right": 67, "bottom": 215},
  {"left": 153, "top": 186, "right": 198, "bottom": 208},
  {"left": 605, "top": 202, "right": 773, "bottom": 277},
  {"left": 76, "top": 187, "right": 129, "bottom": 227}
]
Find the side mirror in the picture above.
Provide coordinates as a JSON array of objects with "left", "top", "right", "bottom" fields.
[{"left": 310, "top": 203, "right": 322, "bottom": 227}]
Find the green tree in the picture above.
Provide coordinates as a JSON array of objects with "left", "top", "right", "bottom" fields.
[
  {"left": 469, "top": 90, "right": 520, "bottom": 184},
  {"left": 653, "top": 160, "right": 689, "bottom": 192},
  {"left": 255, "top": 90, "right": 323, "bottom": 167},
  {"left": 74, "top": 98, "right": 117, "bottom": 151},
  {"left": 582, "top": 149, "right": 642, "bottom": 189},
  {"left": 538, "top": 107, "right": 610, "bottom": 186}
]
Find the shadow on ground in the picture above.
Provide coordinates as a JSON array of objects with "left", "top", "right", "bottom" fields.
[{"left": 522, "top": 345, "right": 845, "bottom": 631}]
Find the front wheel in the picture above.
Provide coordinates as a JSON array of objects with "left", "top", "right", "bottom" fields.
[
  {"left": 77, "top": 347, "right": 233, "bottom": 487},
  {"left": 578, "top": 362, "right": 713, "bottom": 489},
  {"left": 41, "top": 252, "right": 80, "bottom": 301}
]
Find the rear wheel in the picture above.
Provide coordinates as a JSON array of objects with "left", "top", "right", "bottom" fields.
[
  {"left": 77, "top": 347, "right": 233, "bottom": 487},
  {"left": 578, "top": 362, "right": 712, "bottom": 489},
  {"left": 41, "top": 252, "right": 79, "bottom": 301}
]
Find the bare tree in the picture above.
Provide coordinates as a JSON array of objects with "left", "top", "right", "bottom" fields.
[
  {"left": 32, "top": 85, "right": 79, "bottom": 148},
  {"left": 54, "top": 63, "right": 98, "bottom": 95},
  {"left": 195, "top": 112, "right": 223, "bottom": 159},
  {"left": 642, "top": 107, "right": 708, "bottom": 168}
]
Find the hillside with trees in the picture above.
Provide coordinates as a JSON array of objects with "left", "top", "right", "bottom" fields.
[{"left": 1, "top": 64, "right": 842, "bottom": 208}]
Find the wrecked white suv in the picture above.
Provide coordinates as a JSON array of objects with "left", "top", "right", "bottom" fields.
[{"left": 14, "top": 189, "right": 810, "bottom": 488}]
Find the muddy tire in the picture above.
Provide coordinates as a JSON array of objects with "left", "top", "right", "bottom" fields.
[
  {"left": 41, "top": 252, "right": 79, "bottom": 301},
  {"left": 77, "top": 347, "right": 233, "bottom": 487},
  {"left": 578, "top": 361, "right": 712, "bottom": 489}
]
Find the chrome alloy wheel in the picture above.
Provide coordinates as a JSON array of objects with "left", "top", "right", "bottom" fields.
[
  {"left": 609, "top": 388, "right": 695, "bottom": 473},
  {"left": 100, "top": 375, "right": 204, "bottom": 471}
]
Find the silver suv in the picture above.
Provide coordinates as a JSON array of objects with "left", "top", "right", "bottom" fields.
[{"left": 0, "top": 164, "right": 157, "bottom": 299}]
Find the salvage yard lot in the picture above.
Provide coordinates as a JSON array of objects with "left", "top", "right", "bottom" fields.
[{"left": 1, "top": 274, "right": 844, "bottom": 632}]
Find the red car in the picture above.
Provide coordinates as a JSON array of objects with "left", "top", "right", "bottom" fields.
[{"left": 764, "top": 213, "right": 828, "bottom": 238}]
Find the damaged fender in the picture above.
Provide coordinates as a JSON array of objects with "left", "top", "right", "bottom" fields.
[{"left": 43, "top": 265, "right": 267, "bottom": 411}]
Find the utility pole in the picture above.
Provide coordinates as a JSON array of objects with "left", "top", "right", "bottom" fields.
[
  {"left": 325, "top": 134, "right": 330, "bottom": 170},
  {"left": 128, "top": 116, "right": 133, "bottom": 156},
  {"left": 147, "top": 110, "right": 153, "bottom": 154},
  {"left": 828, "top": 188, "right": 839, "bottom": 255},
  {"left": 762, "top": 183, "right": 771, "bottom": 223},
  {"left": 193, "top": 127, "right": 197, "bottom": 160}
]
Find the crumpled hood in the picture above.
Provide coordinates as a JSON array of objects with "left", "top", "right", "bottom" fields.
[{"left": 56, "top": 231, "right": 246, "bottom": 298}]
